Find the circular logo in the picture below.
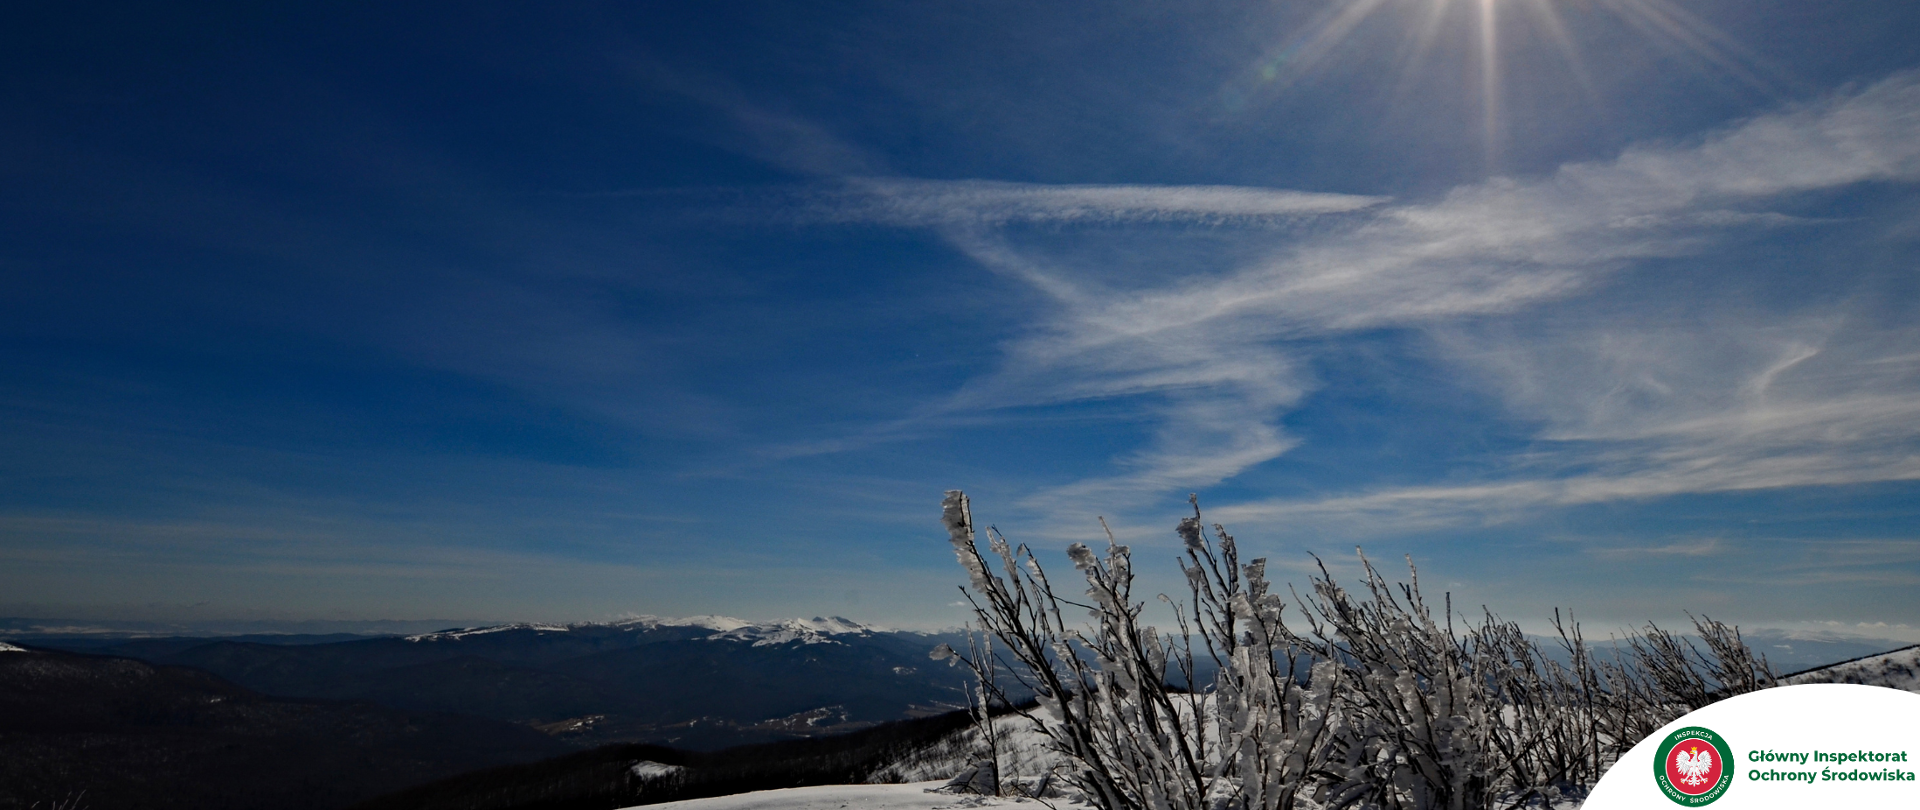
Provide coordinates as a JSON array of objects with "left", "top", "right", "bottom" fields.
[{"left": 1653, "top": 726, "right": 1734, "bottom": 806}]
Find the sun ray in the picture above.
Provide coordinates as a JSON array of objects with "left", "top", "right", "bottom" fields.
[
  {"left": 1520, "top": 0, "right": 1604, "bottom": 111},
  {"left": 1388, "top": 0, "right": 1458, "bottom": 104},
  {"left": 1478, "top": 0, "right": 1503, "bottom": 172},
  {"left": 1244, "top": 0, "right": 1396, "bottom": 96},
  {"left": 1219, "top": 0, "right": 1798, "bottom": 179},
  {"left": 1596, "top": 0, "right": 1792, "bottom": 96}
]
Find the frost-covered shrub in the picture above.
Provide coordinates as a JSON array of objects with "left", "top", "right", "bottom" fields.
[{"left": 938, "top": 491, "right": 1773, "bottom": 810}]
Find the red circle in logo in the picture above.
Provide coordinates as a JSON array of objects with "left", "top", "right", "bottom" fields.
[{"left": 1664, "top": 739, "right": 1724, "bottom": 795}]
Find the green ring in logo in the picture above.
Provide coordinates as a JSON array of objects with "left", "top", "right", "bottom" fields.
[{"left": 1653, "top": 726, "right": 1735, "bottom": 806}]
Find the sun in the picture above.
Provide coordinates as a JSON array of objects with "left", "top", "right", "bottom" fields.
[{"left": 1223, "top": 0, "right": 1784, "bottom": 174}]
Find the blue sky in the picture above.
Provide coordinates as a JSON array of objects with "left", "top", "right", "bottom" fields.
[{"left": 3, "top": 1, "right": 1919, "bottom": 638}]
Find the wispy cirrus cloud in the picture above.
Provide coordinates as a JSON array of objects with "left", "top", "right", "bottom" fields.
[
  {"left": 798, "top": 178, "right": 1384, "bottom": 227},
  {"left": 1585, "top": 536, "right": 1726, "bottom": 559},
  {"left": 804, "top": 70, "right": 1920, "bottom": 533}
]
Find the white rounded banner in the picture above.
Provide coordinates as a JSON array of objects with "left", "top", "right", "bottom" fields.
[{"left": 1585, "top": 684, "right": 1919, "bottom": 809}]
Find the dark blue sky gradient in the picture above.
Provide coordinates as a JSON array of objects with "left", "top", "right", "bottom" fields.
[{"left": 4, "top": 1, "right": 1919, "bottom": 636}]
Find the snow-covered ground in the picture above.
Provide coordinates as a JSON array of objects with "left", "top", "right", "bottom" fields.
[{"left": 625, "top": 781, "right": 1026, "bottom": 810}]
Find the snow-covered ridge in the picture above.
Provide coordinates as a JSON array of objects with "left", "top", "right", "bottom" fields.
[
  {"left": 0, "top": 642, "right": 27, "bottom": 653},
  {"left": 404, "top": 614, "right": 883, "bottom": 645},
  {"left": 404, "top": 623, "right": 576, "bottom": 641},
  {"left": 1783, "top": 643, "right": 1920, "bottom": 692}
]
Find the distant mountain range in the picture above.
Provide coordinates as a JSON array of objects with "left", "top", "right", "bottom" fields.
[
  {"left": 17, "top": 616, "right": 976, "bottom": 750},
  {"left": 11, "top": 616, "right": 1908, "bottom": 753}
]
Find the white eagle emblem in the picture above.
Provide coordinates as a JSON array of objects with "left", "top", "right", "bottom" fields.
[{"left": 1674, "top": 746, "right": 1715, "bottom": 787}]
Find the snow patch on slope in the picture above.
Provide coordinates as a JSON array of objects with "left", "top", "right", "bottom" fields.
[
  {"left": 629, "top": 761, "right": 687, "bottom": 781},
  {"left": 0, "top": 642, "right": 27, "bottom": 652}
]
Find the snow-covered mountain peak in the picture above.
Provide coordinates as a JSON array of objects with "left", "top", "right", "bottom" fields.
[
  {"left": 801, "top": 616, "right": 870, "bottom": 633},
  {"left": 702, "top": 616, "right": 879, "bottom": 647}
]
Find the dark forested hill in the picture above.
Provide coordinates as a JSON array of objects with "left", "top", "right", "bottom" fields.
[{"left": 0, "top": 645, "right": 572, "bottom": 810}]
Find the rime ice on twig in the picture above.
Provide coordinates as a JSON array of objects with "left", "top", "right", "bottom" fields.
[{"left": 936, "top": 490, "right": 1777, "bottom": 810}]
